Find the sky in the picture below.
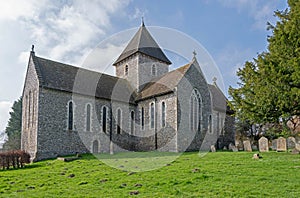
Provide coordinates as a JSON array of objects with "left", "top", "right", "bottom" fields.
[{"left": 0, "top": 0, "right": 288, "bottom": 134}]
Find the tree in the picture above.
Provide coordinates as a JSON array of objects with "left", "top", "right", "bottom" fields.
[
  {"left": 229, "top": 0, "right": 300, "bottom": 130},
  {"left": 3, "top": 97, "right": 22, "bottom": 150}
]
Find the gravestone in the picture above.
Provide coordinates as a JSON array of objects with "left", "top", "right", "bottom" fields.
[
  {"left": 258, "top": 137, "right": 269, "bottom": 152},
  {"left": 243, "top": 140, "right": 252, "bottom": 152},
  {"left": 291, "top": 148, "right": 300, "bottom": 155},
  {"left": 210, "top": 145, "right": 216, "bottom": 152},
  {"left": 287, "top": 137, "right": 296, "bottom": 149},
  {"left": 232, "top": 146, "right": 238, "bottom": 152},
  {"left": 295, "top": 143, "right": 300, "bottom": 151},
  {"left": 228, "top": 143, "right": 238, "bottom": 152},
  {"left": 252, "top": 145, "right": 258, "bottom": 151},
  {"left": 271, "top": 139, "right": 277, "bottom": 150},
  {"left": 277, "top": 137, "right": 287, "bottom": 152},
  {"left": 228, "top": 143, "right": 234, "bottom": 150}
]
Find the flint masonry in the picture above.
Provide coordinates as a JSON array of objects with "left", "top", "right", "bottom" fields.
[{"left": 21, "top": 23, "right": 234, "bottom": 161}]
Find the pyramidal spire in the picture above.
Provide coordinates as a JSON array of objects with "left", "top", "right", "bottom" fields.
[{"left": 113, "top": 22, "right": 171, "bottom": 66}]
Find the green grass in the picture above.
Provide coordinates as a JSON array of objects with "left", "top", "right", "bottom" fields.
[{"left": 1, "top": 151, "right": 300, "bottom": 197}]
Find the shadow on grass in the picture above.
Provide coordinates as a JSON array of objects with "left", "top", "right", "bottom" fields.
[
  {"left": 0, "top": 163, "right": 42, "bottom": 172},
  {"left": 90, "top": 151, "right": 183, "bottom": 160}
]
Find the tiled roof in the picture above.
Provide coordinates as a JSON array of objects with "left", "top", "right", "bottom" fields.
[
  {"left": 113, "top": 24, "right": 171, "bottom": 65},
  {"left": 33, "top": 55, "right": 136, "bottom": 104},
  {"left": 136, "top": 63, "right": 192, "bottom": 101}
]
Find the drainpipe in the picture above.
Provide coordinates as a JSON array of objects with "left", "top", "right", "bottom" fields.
[{"left": 154, "top": 97, "right": 158, "bottom": 150}]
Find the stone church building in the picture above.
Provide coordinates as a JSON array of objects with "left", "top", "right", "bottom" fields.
[{"left": 21, "top": 23, "right": 234, "bottom": 161}]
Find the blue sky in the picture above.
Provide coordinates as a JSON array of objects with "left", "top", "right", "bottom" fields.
[{"left": 0, "top": 0, "right": 288, "bottom": 133}]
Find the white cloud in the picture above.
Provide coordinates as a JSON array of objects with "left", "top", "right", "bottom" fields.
[
  {"left": 12, "top": 0, "right": 131, "bottom": 65},
  {"left": 82, "top": 43, "right": 126, "bottom": 75},
  {"left": 0, "top": 101, "right": 13, "bottom": 132},
  {"left": 0, "top": 0, "right": 132, "bottom": 135}
]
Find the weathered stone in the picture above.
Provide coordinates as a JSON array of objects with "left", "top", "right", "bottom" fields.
[
  {"left": 295, "top": 143, "right": 300, "bottom": 151},
  {"left": 291, "top": 148, "right": 300, "bottom": 155},
  {"left": 252, "top": 145, "right": 258, "bottom": 151},
  {"left": 287, "top": 137, "right": 296, "bottom": 149},
  {"left": 258, "top": 137, "right": 269, "bottom": 152},
  {"left": 21, "top": 24, "right": 235, "bottom": 161},
  {"left": 243, "top": 140, "right": 252, "bottom": 152},
  {"left": 231, "top": 146, "right": 238, "bottom": 152},
  {"left": 271, "top": 139, "right": 277, "bottom": 150},
  {"left": 210, "top": 145, "right": 216, "bottom": 152},
  {"left": 277, "top": 137, "right": 287, "bottom": 152}
]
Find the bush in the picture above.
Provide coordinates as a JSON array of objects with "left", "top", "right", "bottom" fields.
[{"left": 0, "top": 150, "right": 30, "bottom": 170}]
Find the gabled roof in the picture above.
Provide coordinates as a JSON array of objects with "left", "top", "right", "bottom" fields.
[
  {"left": 136, "top": 63, "right": 192, "bottom": 101},
  {"left": 208, "top": 83, "right": 227, "bottom": 112},
  {"left": 113, "top": 24, "right": 171, "bottom": 65},
  {"left": 32, "top": 54, "right": 136, "bottom": 104}
]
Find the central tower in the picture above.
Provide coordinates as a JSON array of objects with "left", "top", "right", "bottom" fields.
[{"left": 113, "top": 22, "right": 171, "bottom": 92}]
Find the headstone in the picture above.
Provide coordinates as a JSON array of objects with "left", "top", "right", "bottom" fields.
[
  {"left": 271, "top": 139, "right": 277, "bottom": 150},
  {"left": 210, "top": 145, "right": 216, "bottom": 152},
  {"left": 295, "top": 143, "right": 300, "bottom": 151},
  {"left": 232, "top": 146, "right": 238, "bottom": 152},
  {"left": 223, "top": 146, "right": 228, "bottom": 151},
  {"left": 228, "top": 143, "right": 234, "bottom": 150},
  {"left": 258, "top": 137, "right": 269, "bottom": 152},
  {"left": 277, "top": 137, "right": 287, "bottom": 152},
  {"left": 287, "top": 137, "right": 296, "bottom": 149},
  {"left": 252, "top": 145, "right": 258, "bottom": 151},
  {"left": 243, "top": 140, "right": 252, "bottom": 152},
  {"left": 291, "top": 148, "right": 300, "bottom": 155}
]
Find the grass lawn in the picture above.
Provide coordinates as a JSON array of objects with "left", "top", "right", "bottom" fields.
[{"left": 0, "top": 151, "right": 300, "bottom": 197}]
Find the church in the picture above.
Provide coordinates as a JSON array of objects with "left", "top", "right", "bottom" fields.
[{"left": 21, "top": 23, "right": 234, "bottom": 161}]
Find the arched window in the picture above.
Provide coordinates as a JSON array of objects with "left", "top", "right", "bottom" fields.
[
  {"left": 25, "top": 95, "right": 28, "bottom": 129},
  {"left": 117, "top": 108, "right": 122, "bottom": 134},
  {"left": 216, "top": 112, "right": 220, "bottom": 134},
  {"left": 208, "top": 115, "right": 212, "bottom": 134},
  {"left": 125, "top": 65, "right": 128, "bottom": 76},
  {"left": 92, "top": 140, "right": 99, "bottom": 153},
  {"left": 150, "top": 102, "right": 155, "bottom": 129},
  {"left": 86, "top": 104, "right": 91, "bottom": 131},
  {"left": 32, "top": 91, "right": 35, "bottom": 128},
  {"left": 68, "top": 101, "right": 74, "bottom": 130},
  {"left": 141, "top": 107, "right": 144, "bottom": 130},
  {"left": 190, "top": 97, "right": 193, "bottom": 130},
  {"left": 102, "top": 106, "right": 107, "bottom": 133},
  {"left": 28, "top": 91, "right": 31, "bottom": 129},
  {"left": 130, "top": 111, "right": 134, "bottom": 135},
  {"left": 161, "top": 101, "right": 166, "bottom": 127},
  {"left": 190, "top": 89, "right": 202, "bottom": 132},
  {"left": 152, "top": 64, "right": 156, "bottom": 76}
]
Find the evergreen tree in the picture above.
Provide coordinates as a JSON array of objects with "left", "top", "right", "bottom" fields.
[
  {"left": 3, "top": 97, "right": 22, "bottom": 150},
  {"left": 229, "top": 0, "right": 300, "bottom": 129}
]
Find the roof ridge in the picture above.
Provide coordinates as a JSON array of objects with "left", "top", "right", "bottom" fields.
[{"left": 34, "top": 55, "right": 121, "bottom": 81}]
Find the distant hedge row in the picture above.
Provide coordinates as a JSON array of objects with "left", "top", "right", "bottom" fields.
[{"left": 0, "top": 150, "right": 30, "bottom": 170}]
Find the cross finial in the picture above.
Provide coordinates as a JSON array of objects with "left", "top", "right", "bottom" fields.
[
  {"left": 141, "top": 17, "right": 145, "bottom": 26},
  {"left": 31, "top": 45, "right": 35, "bottom": 52},
  {"left": 193, "top": 50, "right": 197, "bottom": 58},
  {"left": 213, "top": 77, "right": 217, "bottom": 85}
]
